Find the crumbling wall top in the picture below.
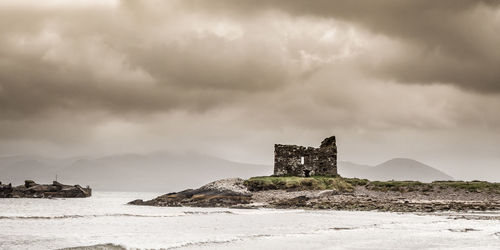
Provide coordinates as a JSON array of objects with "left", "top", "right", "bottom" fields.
[{"left": 320, "top": 136, "right": 336, "bottom": 148}]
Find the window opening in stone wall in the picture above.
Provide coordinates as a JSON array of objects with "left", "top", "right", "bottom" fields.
[{"left": 301, "top": 156, "right": 304, "bottom": 165}]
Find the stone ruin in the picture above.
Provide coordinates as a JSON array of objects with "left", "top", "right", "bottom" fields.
[{"left": 274, "top": 136, "right": 337, "bottom": 177}]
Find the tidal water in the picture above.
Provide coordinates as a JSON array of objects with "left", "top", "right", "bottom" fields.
[{"left": 0, "top": 192, "right": 499, "bottom": 250}]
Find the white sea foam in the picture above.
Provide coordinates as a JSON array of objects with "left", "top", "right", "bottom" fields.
[{"left": 0, "top": 192, "right": 498, "bottom": 250}]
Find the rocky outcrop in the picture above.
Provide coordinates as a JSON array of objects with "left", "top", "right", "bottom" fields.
[
  {"left": 129, "top": 177, "right": 500, "bottom": 212},
  {"left": 0, "top": 180, "right": 91, "bottom": 198},
  {"left": 269, "top": 192, "right": 500, "bottom": 212},
  {"left": 129, "top": 178, "right": 251, "bottom": 207}
]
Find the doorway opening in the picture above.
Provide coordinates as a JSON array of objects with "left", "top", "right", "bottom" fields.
[{"left": 304, "top": 170, "right": 311, "bottom": 177}]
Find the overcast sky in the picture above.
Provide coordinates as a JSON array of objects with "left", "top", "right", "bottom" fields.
[{"left": 0, "top": 0, "right": 499, "bottom": 181}]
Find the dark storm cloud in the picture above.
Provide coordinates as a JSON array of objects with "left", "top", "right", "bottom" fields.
[
  {"left": 0, "top": 1, "right": 294, "bottom": 122},
  {"left": 185, "top": 0, "right": 500, "bottom": 92},
  {"left": 1, "top": 0, "right": 499, "bottom": 124}
]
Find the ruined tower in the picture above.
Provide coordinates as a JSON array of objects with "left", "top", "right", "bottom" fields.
[{"left": 273, "top": 136, "right": 337, "bottom": 177}]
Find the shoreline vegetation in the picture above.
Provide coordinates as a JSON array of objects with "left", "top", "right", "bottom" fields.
[
  {"left": 245, "top": 176, "right": 499, "bottom": 193},
  {"left": 129, "top": 176, "right": 500, "bottom": 213}
]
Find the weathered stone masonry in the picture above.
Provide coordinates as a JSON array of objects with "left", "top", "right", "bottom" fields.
[{"left": 274, "top": 136, "right": 337, "bottom": 177}]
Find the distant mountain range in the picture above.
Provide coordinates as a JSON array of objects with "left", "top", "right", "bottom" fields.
[
  {"left": 338, "top": 158, "right": 454, "bottom": 182},
  {"left": 0, "top": 154, "right": 453, "bottom": 192},
  {"left": 0, "top": 153, "right": 271, "bottom": 192}
]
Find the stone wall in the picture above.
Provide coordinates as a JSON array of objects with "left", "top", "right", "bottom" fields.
[{"left": 274, "top": 136, "right": 337, "bottom": 177}]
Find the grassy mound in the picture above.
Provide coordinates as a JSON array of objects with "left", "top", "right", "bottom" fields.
[
  {"left": 433, "top": 181, "right": 500, "bottom": 193},
  {"left": 244, "top": 176, "right": 354, "bottom": 192},
  {"left": 363, "top": 180, "right": 429, "bottom": 192},
  {"left": 344, "top": 178, "right": 500, "bottom": 193},
  {"left": 342, "top": 178, "right": 370, "bottom": 186},
  {"left": 244, "top": 176, "right": 500, "bottom": 194}
]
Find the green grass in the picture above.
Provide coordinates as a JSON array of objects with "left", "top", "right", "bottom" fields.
[
  {"left": 342, "top": 177, "right": 370, "bottom": 186},
  {"left": 244, "top": 176, "right": 354, "bottom": 192},
  {"left": 364, "top": 180, "right": 428, "bottom": 192},
  {"left": 352, "top": 179, "right": 499, "bottom": 193},
  {"left": 432, "top": 181, "right": 500, "bottom": 193},
  {"left": 244, "top": 176, "right": 500, "bottom": 194}
]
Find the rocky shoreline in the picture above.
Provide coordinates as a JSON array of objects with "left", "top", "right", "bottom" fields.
[
  {"left": 129, "top": 178, "right": 500, "bottom": 213},
  {"left": 129, "top": 178, "right": 252, "bottom": 207},
  {"left": 0, "top": 180, "right": 92, "bottom": 198}
]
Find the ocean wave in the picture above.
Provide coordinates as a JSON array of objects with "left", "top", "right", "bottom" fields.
[
  {"left": 166, "top": 234, "right": 273, "bottom": 249},
  {"left": 0, "top": 215, "right": 86, "bottom": 220},
  {"left": 59, "top": 243, "right": 127, "bottom": 250},
  {"left": 0, "top": 211, "right": 235, "bottom": 220},
  {"left": 58, "top": 234, "right": 273, "bottom": 250},
  {"left": 183, "top": 210, "right": 234, "bottom": 215}
]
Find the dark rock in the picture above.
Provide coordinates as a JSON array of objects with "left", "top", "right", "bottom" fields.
[
  {"left": 25, "top": 180, "right": 36, "bottom": 188},
  {"left": 129, "top": 178, "right": 252, "bottom": 207},
  {"left": 0, "top": 182, "right": 14, "bottom": 198},
  {"left": 128, "top": 199, "right": 145, "bottom": 205},
  {"left": 448, "top": 228, "right": 480, "bottom": 233},
  {"left": 272, "top": 195, "right": 310, "bottom": 208},
  {"left": 0, "top": 180, "right": 91, "bottom": 198}
]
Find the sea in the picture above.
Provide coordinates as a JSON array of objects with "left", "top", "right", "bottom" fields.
[{"left": 0, "top": 192, "right": 499, "bottom": 250}]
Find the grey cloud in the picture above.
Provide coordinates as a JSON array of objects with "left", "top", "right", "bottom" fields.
[
  {"left": 3, "top": 0, "right": 498, "bottom": 125},
  {"left": 185, "top": 0, "right": 500, "bottom": 92},
  {"left": 126, "top": 35, "right": 291, "bottom": 92},
  {"left": 0, "top": 3, "right": 297, "bottom": 122}
]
